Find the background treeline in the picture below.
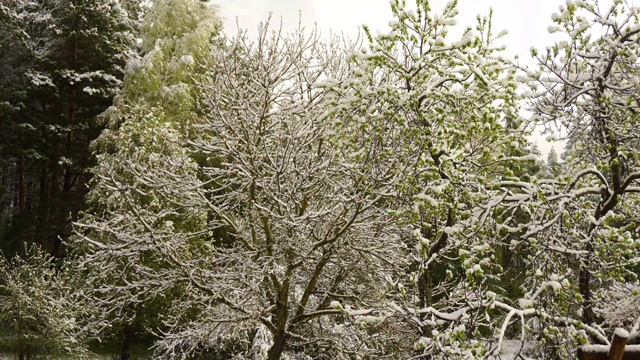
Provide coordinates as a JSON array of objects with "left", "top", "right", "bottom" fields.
[{"left": 0, "top": 0, "right": 140, "bottom": 257}]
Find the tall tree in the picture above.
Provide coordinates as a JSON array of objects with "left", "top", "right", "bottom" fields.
[
  {"left": 176, "top": 24, "right": 402, "bottom": 359},
  {"left": 412, "top": 1, "right": 640, "bottom": 358},
  {"left": 0, "top": 0, "right": 138, "bottom": 256},
  {"left": 326, "top": 0, "right": 531, "bottom": 357},
  {"left": 0, "top": 0, "right": 53, "bottom": 252},
  {"left": 72, "top": 0, "right": 220, "bottom": 358},
  {"left": 75, "top": 15, "right": 405, "bottom": 359}
]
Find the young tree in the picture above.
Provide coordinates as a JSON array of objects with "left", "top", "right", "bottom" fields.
[
  {"left": 151, "top": 22, "right": 405, "bottom": 359},
  {"left": 72, "top": 0, "right": 220, "bottom": 357},
  {"left": 0, "top": 244, "right": 97, "bottom": 359},
  {"left": 325, "top": 0, "right": 531, "bottom": 357}
]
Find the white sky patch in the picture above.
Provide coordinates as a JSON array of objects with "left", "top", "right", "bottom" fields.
[{"left": 217, "top": 0, "right": 316, "bottom": 36}]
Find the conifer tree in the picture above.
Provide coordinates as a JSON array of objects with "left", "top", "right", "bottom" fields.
[
  {"left": 0, "top": 0, "right": 138, "bottom": 256},
  {"left": 546, "top": 147, "right": 562, "bottom": 178}
]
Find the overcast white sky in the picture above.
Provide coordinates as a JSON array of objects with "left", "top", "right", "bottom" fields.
[
  {"left": 215, "top": 0, "right": 589, "bottom": 157},
  {"left": 217, "top": 0, "right": 559, "bottom": 61}
]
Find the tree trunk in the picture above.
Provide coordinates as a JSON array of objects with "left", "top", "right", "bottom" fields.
[
  {"left": 51, "top": 191, "right": 67, "bottom": 257},
  {"left": 267, "top": 283, "right": 290, "bottom": 360},
  {"left": 580, "top": 177, "right": 619, "bottom": 327},
  {"left": 579, "top": 265, "right": 593, "bottom": 325},
  {"left": 52, "top": 15, "right": 79, "bottom": 258},
  {"left": 417, "top": 265, "right": 433, "bottom": 310},
  {"left": 17, "top": 157, "right": 25, "bottom": 214},
  {"left": 267, "top": 329, "right": 287, "bottom": 360},
  {"left": 51, "top": 134, "right": 74, "bottom": 257},
  {"left": 120, "top": 326, "right": 135, "bottom": 360},
  {"left": 49, "top": 140, "right": 59, "bottom": 199}
]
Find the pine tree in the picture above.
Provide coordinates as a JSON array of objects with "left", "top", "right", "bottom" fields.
[
  {"left": 0, "top": 0, "right": 139, "bottom": 256},
  {"left": 0, "top": 0, "right": 52, "bottom": 253},
  {"left": 546, "top": 147, "right": 562, "bottom": 177}
]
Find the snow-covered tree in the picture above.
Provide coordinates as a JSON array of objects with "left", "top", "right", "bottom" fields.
[
  {"left": 348, "top": 0, "right": 640, "bottom": 357},
  {"left": 0, "top": 244, "right": 98, "bottom": 359},
  {"left": 325, "top": 0, "right": 533, "bottom": 357},
  {"left": 150, "top": 22, "right": 405, "bottom": 359},
  {"left": 72, "top": 0, "right": 220, "bottom": 357},
  {"left": 597, "top": 281, "right": 640, "bottom": 332},
  {"left": 437, "top": 1, "right": 640, "bottom": 358},
  {"left": 526, "top": 0, "right": 640, "bottom": 340},
  {"left": 545, "top": 147, "right": 563, "bottom": 177},
  {"left": 73, "top": 105, "right": 210, "bottom": 355},
  {"left": 75, "top": 3, "right": 402, "bottom": 359},
  {"left": 95, "top": 0, "right": 220, "bottom": 148}
]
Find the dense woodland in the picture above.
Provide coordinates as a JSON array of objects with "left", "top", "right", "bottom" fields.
[{"left": 1, "top": 0, "right": 640, "bottom": 359}]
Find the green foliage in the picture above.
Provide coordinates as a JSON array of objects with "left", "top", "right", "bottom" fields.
[
  {"left": 70, "top": 0, "right": 221, "bottom": 354},
  {"left": 95, "top": 0, "right": 220, "bottom": 149},
  {"left": 0, "top": 244, "right": 96, "bottom": 359},
  {"left": 546, "top": 147, "right": 562, "bottom": 177},
  {"left": 325, "top": 1, "right": 534, "bottom": 356}
]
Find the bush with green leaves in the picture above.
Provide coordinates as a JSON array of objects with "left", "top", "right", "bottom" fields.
[{"left": 0, "top": 244, "right": 97, "bottom": 359}]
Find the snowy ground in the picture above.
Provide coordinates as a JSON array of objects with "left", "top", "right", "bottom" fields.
[
  {"left": 0, "top": 355, "right": 147, "bottom": 360},
  {"left": 0, "top": 341, "right": 539, "bottom": 359},
  {"left": 499, "top": 340, "right": 539, "bottom": 359}
]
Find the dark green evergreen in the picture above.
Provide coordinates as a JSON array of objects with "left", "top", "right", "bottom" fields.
[{"left": 0, "top": 0, "right": 139, "bottom": 257}]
